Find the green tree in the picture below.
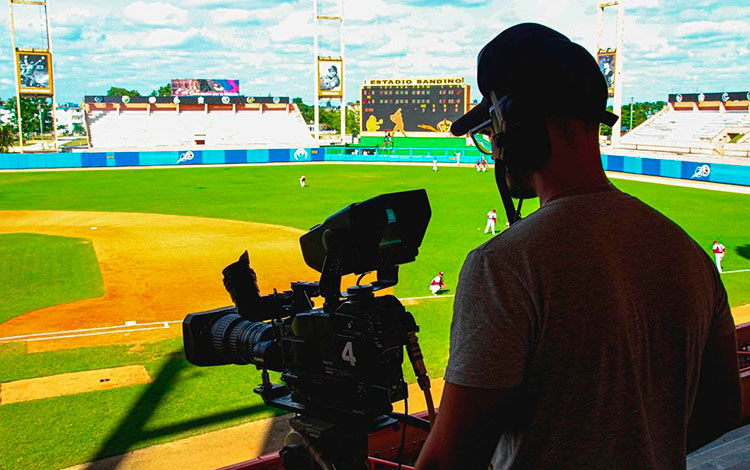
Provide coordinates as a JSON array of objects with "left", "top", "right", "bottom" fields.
[
  {"left": 319, "top": 107, "right": 339, "bottom": 131},
  {"left": 346, "top": 107, "right": 360, "bottom": 135},
  {"left": 292, "top": 97, "right": 313, "bottom": 123},
  {"left": 106, "top": 87, "right": 141, "bottom": 97},
  {"left": 291, "top": 98, "right": 359, "bottom": 134},
  {"left": 621, "top": 100, "right": 665, "bottom": 133},
  {"left": 72, "top": 122, "right": 85, "bottom": 135},
  {"left": 2, "top": 97, "right": 53, "bottom": 139},
  {"left": 600, "top": 101, "right": 666, "bottom": 137},
  {"left": 149, "top": 83, "right": 171, "bottom": 97},
  {"left": 0, "top": 124, "right": 16, "bottom": 152}
]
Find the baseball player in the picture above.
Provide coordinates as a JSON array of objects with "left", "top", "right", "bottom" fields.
[
  {"left": 476, "top": 160, "right": 481, "bottom": 172},
  {"left": 299, "top": 175, "right": 306, "bottom": 188},
  {"left": 712, "top": 240, "right": 726, "bottom": 273},
  {"left": 430, "top": 271, "right": 446, "bottom": 295},
  {"left": 433, "top": 158, "right": 438, "bottom": 172},
  {"left": 481, "top": 158, "right": 488, "bottom": 172},
  {"left": 485, "top": 208, "right": 498, "bottom": 235}
]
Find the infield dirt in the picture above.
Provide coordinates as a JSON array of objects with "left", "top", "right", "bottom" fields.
[{"left": 0, "top": 210, "right": 323, "bottom": 351}]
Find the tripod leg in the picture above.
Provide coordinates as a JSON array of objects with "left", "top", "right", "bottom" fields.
[{"left": 282, "top": 430, "right": 332, "bottom": 470}]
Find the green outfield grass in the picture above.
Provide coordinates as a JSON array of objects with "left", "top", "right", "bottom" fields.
[
  {"left": 0, "top": 164, "right": 747, "bottom": 469},
  {"left": 0, "top": 233, "right": 104, "bottom": 325}
]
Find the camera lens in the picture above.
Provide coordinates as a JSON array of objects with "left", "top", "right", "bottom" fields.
[{"left": 209, "top": 313, "right": 274, "bottom": 365}]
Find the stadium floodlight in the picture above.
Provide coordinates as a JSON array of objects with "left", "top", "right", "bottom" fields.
[
  {"left": 8, "top": 0, "right": 59, "bottom": 152},
  {"left": 596, "top": 1, "right": 625, "bottom": 147}
]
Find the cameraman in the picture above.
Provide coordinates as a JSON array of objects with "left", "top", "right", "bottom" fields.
[{"left": 415, "top": 24, "right": 741, "bottom": 470}]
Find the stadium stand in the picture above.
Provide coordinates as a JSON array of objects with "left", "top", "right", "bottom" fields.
[
  {"left": 84, "top": 96, "right": 314, "bottom": 150},
  {"left": 619, "top": 92, "right": 750, "bottom": 158}
]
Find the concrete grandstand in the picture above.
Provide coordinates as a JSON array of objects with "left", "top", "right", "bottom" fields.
[
  {"left": 618, "top": 92, "right": 750, "bottom": 159},
  {"left": 83, "top": 96, "right": 314, "bottom": 151}
]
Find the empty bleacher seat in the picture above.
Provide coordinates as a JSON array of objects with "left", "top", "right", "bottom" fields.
[
  {"left": 87, "top": 106, "right": 314, "bottom": 149},
  {"left": 620, "top": 109, "right": 750, "bottom": 155}
]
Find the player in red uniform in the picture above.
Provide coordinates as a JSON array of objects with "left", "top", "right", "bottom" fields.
[
  {"left": 430, "top": 271, "right": 446, "bottom": 295},
  {"left": 484, "top": 208, "right": 498, "bottom": 234},
  {"left": 712, "top": 240, "right": 726, "bottom": 273}
]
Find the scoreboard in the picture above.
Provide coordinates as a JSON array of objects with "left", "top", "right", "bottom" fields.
[{"left": 360, "top": 77, "right": 470, "bottom": 135}]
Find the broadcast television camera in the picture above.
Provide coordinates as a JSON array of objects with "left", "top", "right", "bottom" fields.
[{"left": 183, "top": 189, "right": 434, "bottom": 469}]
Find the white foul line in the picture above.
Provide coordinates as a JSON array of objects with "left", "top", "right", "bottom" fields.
[
  {"left": 723, "top": 269, "right": 750, "bottom": 274},
  {"left": 0, "top": 321, "right": 180, "bottom": 343},
  {"left": 0, "top": 295, "right": 455, "bottom": 344},
  {"left": 400, "top": 294, "right": 455, "bottom": 301},
  {"left": 22, "top": 325, "right": 172, "bottom": 342},
  {"left": 0, "top": 320, "right": 182, "bottom": 341}
]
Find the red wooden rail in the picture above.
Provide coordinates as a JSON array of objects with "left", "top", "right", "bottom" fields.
[{"left": 221, "top": 323, "right": 750, "bottom": 470}]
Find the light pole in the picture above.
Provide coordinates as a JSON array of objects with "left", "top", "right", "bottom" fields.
[
  {"left": 37, "top": 103, "right": 44, "bottom": 148},
  {"left": 629, "top": 97, "right": 634, "bottom": 131}
]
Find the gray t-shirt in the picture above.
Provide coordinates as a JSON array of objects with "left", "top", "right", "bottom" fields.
[{"left": 445, "top": 186, "right": 735, "bottom": 470}]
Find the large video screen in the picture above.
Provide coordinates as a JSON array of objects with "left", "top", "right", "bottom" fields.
[
  {"left": 171, "top": 79, "right": 240, "bottom": 96},
  {"left": 361, "top": 79, "right": 467, "bottom": 135},
  {"left": 16, "top": 51, "right": 53, "bottom": 96}
]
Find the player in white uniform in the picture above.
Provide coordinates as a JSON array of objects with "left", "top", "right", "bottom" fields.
[
  {"left": 299, "top": 175, "right": 306, "bottom": 188},
  {"left": 433, "top": 158, "right": 438, "bottom": 171},
  {"left": 712, "top": 240, "right": 726, "bottom": 273},
  {"left": 430, "top": 271, "right": 446, "bottom": 295},
  {"left": 485, "top": 208, "right": 498, "bottom": 235}
]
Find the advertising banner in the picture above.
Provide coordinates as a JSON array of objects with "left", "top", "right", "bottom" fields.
[
  {"left": 318, "top": 57, "right": 343, "bottom": 98},
  {"left": 171, "top": 79, "right": 240, "bottom": 96},
  {"left": 84, "top": 95, "right": 288, "bottom": 105},
  {"left": 668, "top": 91, "right": 750, "bottom": 103},
  {"left": 16, "top": 51, "right": 54, "bottom": 96},
  {"left": 597, "top": 50, "right": 616, "bottom": 98}
]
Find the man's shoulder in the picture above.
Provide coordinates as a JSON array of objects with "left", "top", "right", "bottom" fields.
[{"left": 476, "top": 188, "right": 695, "bottom": 256}]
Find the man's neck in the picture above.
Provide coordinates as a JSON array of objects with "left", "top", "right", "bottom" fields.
[{"left": 533, "top": 147, "right": 609, "bottom": 206}]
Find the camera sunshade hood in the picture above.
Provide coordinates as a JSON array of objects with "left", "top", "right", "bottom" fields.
[{"left": 299, "top": 189, "right": 431, "bottom": 276}]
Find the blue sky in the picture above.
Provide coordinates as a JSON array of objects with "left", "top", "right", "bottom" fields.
[{"left": 1, "top": 0, "right": 748, "bottom": 105}]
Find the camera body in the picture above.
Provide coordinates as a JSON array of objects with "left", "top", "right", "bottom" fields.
[
  {"left": 183, "top": 284, "right": 416, "bottom": 421},
  {"left": 183, "top": 189, "right": 431, "bottom": 424}
]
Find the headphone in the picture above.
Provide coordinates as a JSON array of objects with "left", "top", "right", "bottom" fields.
[{"left": 489, "top": 91, "right": 551, "bottom": 176}]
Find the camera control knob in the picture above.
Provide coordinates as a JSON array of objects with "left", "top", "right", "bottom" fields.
[{"left": 346, "top": 284, "right": 374, "bottom": 299}]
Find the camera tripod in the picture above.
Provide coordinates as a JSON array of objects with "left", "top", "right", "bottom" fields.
[{"left": 279, "top": 412, "right": 429, "bottom": 470}]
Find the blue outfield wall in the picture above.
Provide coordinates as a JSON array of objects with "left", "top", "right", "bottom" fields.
[
  {"left": 600, "top": 154, "right": 750, "bottom": 187},
  {"left": 0, "top": 147, "right": 748, "bottom": 186}
]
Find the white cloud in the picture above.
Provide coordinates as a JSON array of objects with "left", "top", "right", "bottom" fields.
[
  {"left": 122, "top": 1, "right": 190, "bottom": 27},
  {"left": 104, "top": 27, "right": 215, "bottom": 49},
  {"left": 268, "top": 8, "right": 312, "bottom": 42},
  {"left": 0, "top": 0, "right": 748, "bottom": 104},
  {"left": 627, "top": 0, "right": 661, "bottom": 8},
  {"left": 209, "top": 8, "right": 255, "bottom": 25},
  {"left": 673, "top": 20, "right": 750, "bottom": 38},
  {"left": 53, "top": 6, "right": 100, "bottom": 25}
]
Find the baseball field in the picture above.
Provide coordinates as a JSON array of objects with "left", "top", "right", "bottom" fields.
[{"left": 0, "top": 163, "right": 748, "bottom": 470}]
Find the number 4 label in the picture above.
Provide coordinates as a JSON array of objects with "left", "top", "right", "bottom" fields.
[{"left": 342, "top": 341, "right": 356, "bottom": 367}]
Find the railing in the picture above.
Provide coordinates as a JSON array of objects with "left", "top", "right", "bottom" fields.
[
  {"left": 368, "top": 456, "right": 415, "bottom": 469},
  {"left": 324, "top": 146, "right": 487, "bottom": 163},
  {"left": 739, "top": 350, "right": 750, "bottom": 374}
]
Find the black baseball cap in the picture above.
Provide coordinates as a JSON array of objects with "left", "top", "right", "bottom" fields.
[{"left": 451, "top": 23, "right": 619, "bottom": 136}]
